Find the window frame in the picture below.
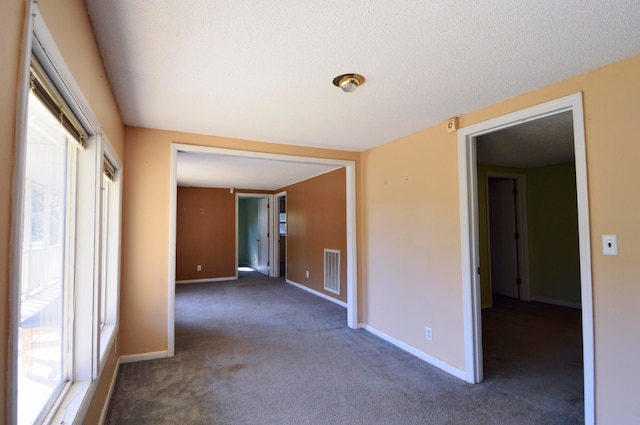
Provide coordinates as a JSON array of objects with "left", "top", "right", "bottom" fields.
[
  {"left": 9, "top": 5, "right": 122, "bottom": 425},
  {"left": 98, "top": 144, "right": 122, "bottom": 364}
]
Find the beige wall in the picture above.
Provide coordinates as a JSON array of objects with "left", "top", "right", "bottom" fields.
[
  {"left": 284, "top": 168, "right": 348, "bottom": 302},
  {"left": 120, "top": 126, "right": 360, "bottom": 356},
  {"left": 1, "top": 0, "right": 125, "bottom": 423},
  {"left": 362, "top": 54, "right": 640, "bottom": 423},
  {"left": 362, "top": 125, "right": 465, "bottom": 368},
  {"left": 176, "top": 187, "right": 236, "bottom": 280}
]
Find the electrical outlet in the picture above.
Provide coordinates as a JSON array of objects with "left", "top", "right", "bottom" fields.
[
  {"left": 197, "top": 265, "right": 202, "bottom": 272},
  {"left": 426, "top": 327, "right": 432, "bottom": 341},
  {"left": 306, "top": 270, "right": 309, "bottom": 278}
]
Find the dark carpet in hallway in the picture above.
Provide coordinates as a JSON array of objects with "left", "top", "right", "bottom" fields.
[{"left": 105, "top": 272, "right": 583, "bottom": 424}]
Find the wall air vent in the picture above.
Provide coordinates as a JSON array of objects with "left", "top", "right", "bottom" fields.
[{"left": 324, "top": 249, "right": 340, "bottom": 295}]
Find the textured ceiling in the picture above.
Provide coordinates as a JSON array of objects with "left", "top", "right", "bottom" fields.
[
  {"left": 86, "top": 0, "right": 640, "bottom": 152},
  {"left": 477, "top": 111, "right": 574, "bottom": 169},
  {"left": 177, "top": 152, "right": 340, "bottom": 190}
]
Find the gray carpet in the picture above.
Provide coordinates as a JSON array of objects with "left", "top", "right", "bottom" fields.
[{"left": 105, "top": 272, "right": 583, "bottom": 424}]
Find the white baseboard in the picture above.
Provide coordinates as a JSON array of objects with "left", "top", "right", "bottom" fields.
[
  {"left": 286, "top": 279, "right": 348, "bottom": 308},
  {"left": 360, "top": 324, "right": 466, "bottom": 381},
  {"left": 119, "top": 350, "right": 169, "bottom": 364},
  {"left": 530, "top": 296, "right": 581, "bottom": 309},
  {"left": 99, "top": 357, "right": 121, "bottom": 425},
  {"left": 176, "top": 276, "right": 236, "bottom": 284}
]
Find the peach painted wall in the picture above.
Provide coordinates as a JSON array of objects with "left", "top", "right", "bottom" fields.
[
  {"left": 362, "top": 125, "right": 464, "bottom": 368},
  {"left": 120, "top": 126, "right": 360, "bottom": 356},
  {"left": 176, "top": 187, "right": 236, "bottom": 280},
  {"left": 283, "top": 168, "right": 348, "bottom": 303},
  {"left": 362, "top": 54, "right": 640, "bottom": 423},
  {"left": 1, "top": 0, "right": 25, "bottom": 420}
]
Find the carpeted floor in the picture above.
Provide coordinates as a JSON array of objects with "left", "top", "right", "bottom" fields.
[{"left": 105, "top": 271, "right": 583, "bottom": 424}]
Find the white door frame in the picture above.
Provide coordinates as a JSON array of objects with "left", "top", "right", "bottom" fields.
[
  {"left": 272, "top": 191, "right": 287, "bottom": 278},
  {"left": 457, "top": 93, "right": 594, "bottom": 424},
  {"left": 484, "top": 172, "right": 530, "bottom": 304},
  {"left": 169, "top": 144, "right": 359, "bottom": 357},
  {"left": 237, "top": 193, "right": 274, "bottom": 275}
]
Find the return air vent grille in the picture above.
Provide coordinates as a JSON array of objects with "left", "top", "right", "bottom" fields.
[{"left": 324, "top": 249, "right": 340, "bottom": 295}]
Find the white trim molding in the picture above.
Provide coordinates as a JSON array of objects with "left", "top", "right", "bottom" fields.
[
  {"left": 361, "top": 324, "right": 466, "bottom": 380},
  {"left": 457, "top": 92, "right": 594, "bottom": 425},
  {"left": 98, "top": 357, "right": 121, "bottom": 425},
  {"left": 119, "top": 351, "right": 170, "bottom": 364},
  {"left": 286, "top": 279, "right": 348, "bottom": 308},
  {"left": 176, "top": 277, "right": 237, "bottom": 284},
  {"left": 530, "top": 296, "right": 582, "bottom": 309}
]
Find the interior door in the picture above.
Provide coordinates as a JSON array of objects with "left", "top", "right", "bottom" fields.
[
  {"left": 256, "top": 197, "right": 269, "bottom": 275},
  {"left": 488, "top": 179, "right": 519, "bottom": 298}
]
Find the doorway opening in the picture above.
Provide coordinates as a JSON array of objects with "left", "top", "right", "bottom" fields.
[
  {"left": 458, "top": 93, "right": 594, "bottom": 424},
  {"left": 237, "top": 194, "right": 271, "bottom": 276},
  {"left": 168, "top": 144, "right": 359, "bottom": 359},
  {"left": 274, "top": 192, "right": 287, "bottom": 277},
  {"left": 484, "top": 173, "right": 528, "bottom": 304}
]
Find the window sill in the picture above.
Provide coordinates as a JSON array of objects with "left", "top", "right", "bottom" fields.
[
  {"left": 46, "top": 380, "right": 90, "bottom": 425},
  {"left": 42, "top": 326, "right": 117, "bottom": 424},
  {"left": 100, "top": 323, "right": 117, "bottom": 367}
]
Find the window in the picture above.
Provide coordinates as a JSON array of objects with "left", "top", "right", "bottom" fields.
[
  {"left": 13, "top": 43, "right": 122, "bottom": 424},
  {"left": 100, "top": 172, "right": 110, "bottom": 329},
  {"left": 99, "top": 155, "right": 121, "bottom": 347},
  {"left": 18, "top": 66, "right": 81, "bottom": 425}
]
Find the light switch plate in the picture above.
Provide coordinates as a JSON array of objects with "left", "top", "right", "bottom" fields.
[{"left": 602, "top": 235, "right": 618, "bottom": 256}]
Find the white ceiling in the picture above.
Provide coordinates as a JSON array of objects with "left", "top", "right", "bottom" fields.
[
  {"left": 86, "top": 0, "right": 640, "bottom": 153},
  {"left": 177, "top": 151, "right": 340, "bottom": 190},
  {"left": 477, "top": 111, "right": 575, "bottom": 169}
]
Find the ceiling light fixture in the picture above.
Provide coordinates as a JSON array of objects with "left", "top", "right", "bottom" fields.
[{"left": 333, "top": 73, "right": 365, "bottom": 93}]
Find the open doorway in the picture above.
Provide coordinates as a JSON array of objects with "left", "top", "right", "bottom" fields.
[
  {"left": 458, "top": 93, "right": 594, "bottom": 424},
  {"left": 237, "top": 194, "right": 271, "bottom": 276},
  {"left": 274, "top": 192, "right": 287, "bottom": 278},
  {"left": 484, "top": 173, "right": 528, "bottom": 303},
  {"left": 168, "top": 144, "right": 359, "bottom": 359},
  {"left": 476, "top": 111, "right": 584, "bottom": 420}
]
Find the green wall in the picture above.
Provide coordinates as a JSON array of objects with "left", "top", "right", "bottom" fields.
[
  {"left": 527, "top": 163, "right": 580, "bottom": 304},
  {"left": 478, "top": 163, "right": 580, "bottom": 306},
  {"left": 238, "top": 198, "right": 259, "bottom": 266}
]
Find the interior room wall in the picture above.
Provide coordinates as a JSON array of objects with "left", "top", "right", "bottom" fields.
[
  {"left": 282, "top": 168, "right": 348, "bottom": 303},
  {"left": 176, "top": 187, "right": 236, "bottom": 281},
  {"left": 1, "top": 0, "right": 126, "bottom": 423},
  {"left": 527, "top": 163, "right": 580, "bottom": 305},
  {"left": 362, "top": 54, "right": 640, "bottom": 423},
  {"left": 362, "top": 125, "right": 465, "bottom": 369}
]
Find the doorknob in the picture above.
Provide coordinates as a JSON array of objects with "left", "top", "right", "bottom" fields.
[{"left": 256, "top": 238, "right": 260, "bottom": 242}]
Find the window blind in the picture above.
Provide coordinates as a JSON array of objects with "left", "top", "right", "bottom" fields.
[
  {"left": 103, "top": 157, "right": 117, "bottom": 181},
  {"left": 29, "top": 62, "right": 88, "bottom": 147}
]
